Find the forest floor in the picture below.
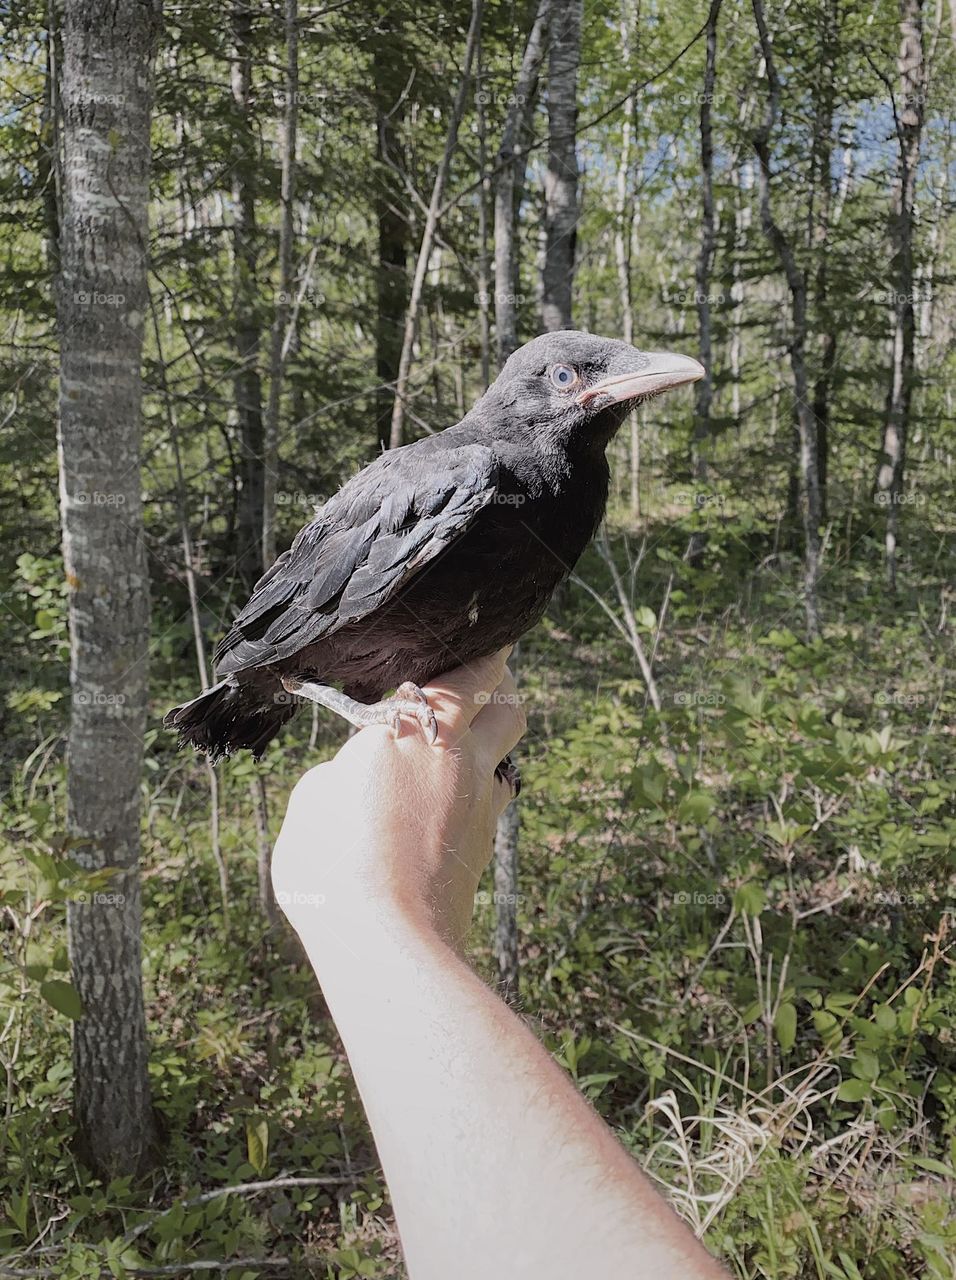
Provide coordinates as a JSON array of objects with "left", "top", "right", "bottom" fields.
[{"left": 2, "top": 500, "right": 955, "bottom": 1279}]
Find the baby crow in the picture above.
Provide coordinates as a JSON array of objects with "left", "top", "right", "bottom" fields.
[{"left": 165, "top": 331, "right": 702, "bottom": 767}]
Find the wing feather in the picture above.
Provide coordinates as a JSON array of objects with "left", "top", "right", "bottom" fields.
[{"left": 214, "top": 442, "right": 498, "bottom": 675}]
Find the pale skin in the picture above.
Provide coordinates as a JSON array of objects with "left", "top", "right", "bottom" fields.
[{"left": 272, "top": 647, "right": 728, "bottom": 1280}]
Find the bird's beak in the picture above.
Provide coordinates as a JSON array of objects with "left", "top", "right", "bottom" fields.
[{"left": 577, "top": 351, "right": 705, "bottom": 408}]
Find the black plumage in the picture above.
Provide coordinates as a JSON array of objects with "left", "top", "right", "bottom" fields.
[{"left": 165, "top": 331, "right": 702, "bottom": 760}]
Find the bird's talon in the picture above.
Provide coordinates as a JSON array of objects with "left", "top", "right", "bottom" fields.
[
  {"left": 422, "top": 709, "right": 439, "bottom": 745},
  {"left": 390, "top": 684, "right": 439, "bottom": 745}
]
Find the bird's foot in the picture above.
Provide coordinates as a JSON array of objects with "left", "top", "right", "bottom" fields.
[
  {"left": 281, "top": 677, "right": 439, "bottom": 745},
  {"left": 387, "top": 682, "right": 440, "bottom": 744},
  {"left": 495, "top": 753, "right": 521, "bottom": 798}
]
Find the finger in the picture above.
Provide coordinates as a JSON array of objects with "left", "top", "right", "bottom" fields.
[
  {"left": 422, "top": 647, "right": 513, "bottom": 739},
  {"left": 471, "top": 666, "right": 526, "bottom": 771}
]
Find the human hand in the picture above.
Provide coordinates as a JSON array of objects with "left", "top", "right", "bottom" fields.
[{"left": 271, "top": 648, "right": 526, "bottom": 950}]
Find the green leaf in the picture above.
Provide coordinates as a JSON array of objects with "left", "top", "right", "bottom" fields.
[
  {"left": 39, "top": 980, "right": 83, "bottom": 1020},
  {"left": 874, "top": 1004, "right": 896, "bottom": 1032},
  {"left": 677, "top": 790, "right": 716, "bottom": 824},
  {"left": 836, "top": 1249, "right": 865, "bottom": 1280},
  {"left": 774, "top": 1002, "right": 797, "bottom": 1053},
  {"left": 740, "top": 1000, "right": 763, "bottom": 1025},
  {"left": 836, "top": 1078, "right": 871, "bottom": 1102},
  {"left": 246, "top": 1114, "right": 269, "bottom": 1175},
  {"left": 734, "top": 882, "right": 766, "bottom": 916},
  {"left": 635, "top": 606, "right": 656, "bottom": 630},
  {"left": 7, "top": 1186, "right": 30, "bottom": 1236},
  {"left": 852, "top": 1048, "right": 880, "bottom": 1081},
  {"left": 812, "top": 1009, "right": 841, "bottom": 1048},
  {"left": 875, "top": 1103, "right": 898, "bottom": 1131},
  {"left": 910, "top": 1155, "right": 956, "bottom": 1178}
]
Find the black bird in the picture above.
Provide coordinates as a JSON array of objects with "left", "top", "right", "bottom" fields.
[{"left": 165, "top": 331, "right": 702, "bottom": 768}]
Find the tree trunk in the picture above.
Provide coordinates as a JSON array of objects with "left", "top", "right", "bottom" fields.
[
  {"left": 542, "top": 0, "right": 582, "bottom": 332},
  {"left": 476, "top": 36, "right": 492, "bottom": 389},
  {"left": 809, "top": 0, "right": 837, "bottom": 527},
  {"left": 493, "top": 787, "right": 521, "bottom": 1000},
  {"left": 262, "top": 0, "right": 299, "bottom": 569},
  {"left": 489, "top": 0, "right": 552, "bottom": 1000},
  {"left": 373, "top": 40, "right": 410, "bottom": 450},
  {"left": 752, "top": 0, "right": 822, "bottom": 637},
  {"left": 231, "top": 2, "right": 266, "bottom": 584},
  {"left": 729, "top": 157, "right": 753, "bottom": 426},
  {"left": 40, "top": 0, "right": 61, "bottom": 275},
  {"left": 690, "top": 0, "right": 722, "bottom": 564},
  {"left": 613, "top": 1, "right": 639, "bottom": 521},
  {"left": 876, "top": 0, "right": 925, "bottom": 589},
  {"left": 387, "top": 0, "right": 483, "bottom": 450},
  {"left": 56, "top": 0, "right": 162, "bottom": 1178},
  {"left": 493, "top": 0, "right": 551, "bottom": 365}
]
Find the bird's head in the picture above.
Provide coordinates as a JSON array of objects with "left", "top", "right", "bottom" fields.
[{"left": 481, "top": 331, "right": 704, "bottom": 452}]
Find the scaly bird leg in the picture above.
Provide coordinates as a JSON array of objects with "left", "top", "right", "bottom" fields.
[{"left": 281, "top": 677, "right": 439, "bottom": 745}]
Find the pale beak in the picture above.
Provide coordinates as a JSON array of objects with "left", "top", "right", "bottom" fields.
[{"left": 577, "top": 350, "right": 705, "bottom": 407}]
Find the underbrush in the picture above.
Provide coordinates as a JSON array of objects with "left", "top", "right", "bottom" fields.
[{"left": 1, "top": 506, "right": 954, "bottom": 1278}]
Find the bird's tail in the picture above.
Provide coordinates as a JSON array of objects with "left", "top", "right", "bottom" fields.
[{"left": 163, "top": 679, "right": 297, "bottom": 762}]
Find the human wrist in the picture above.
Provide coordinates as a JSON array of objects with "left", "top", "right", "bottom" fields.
[{"left": 286, "top": 875, "right": 453, "bottom": 984}]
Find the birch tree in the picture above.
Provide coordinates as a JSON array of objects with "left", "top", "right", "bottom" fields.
[
  {"left": 262, "top": 0, "right": 299, "bottom": 569},
  {"left": 875, "top": 0, "right": 925, "bottom": 588},
  {"left": 752, "top": 0, "right": 823, "bottom": 636},
  {"left": 493, "top": 0, "right": 551, "bottom": 365},
  {"left": 56, "top": 0, "right": 162, "bottom": 1176},
  {"left": 372, "top": 33, "right": 410, "bottom": 450},
  {"left": 542, "top": 0, "right": 583, "bottom": 332},
  {"left": 387, "top": 0, "right": 484, "bottom": 450},
  {"left": 231, "top": 1, "right": 266, "bottom": 583},
  {"left": 690, "top": 0, "right": 723, "bottom": 563}
]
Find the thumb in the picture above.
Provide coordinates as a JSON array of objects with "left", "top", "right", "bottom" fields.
[{"left": 422, "top": 647, "right": 514, "bottom": 740}]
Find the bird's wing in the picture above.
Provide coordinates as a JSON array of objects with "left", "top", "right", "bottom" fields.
[{"left": 214, "top": 441, "right": 499, "bottom": 675}]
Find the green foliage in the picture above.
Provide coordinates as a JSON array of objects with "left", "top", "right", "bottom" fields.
[{"left": 1, "top": 0, "right": 955, "bottom": 1273}]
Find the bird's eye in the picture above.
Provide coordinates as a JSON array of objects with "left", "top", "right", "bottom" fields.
[{"left": 549, "top": 363, "right": 579, "bottom": 391}]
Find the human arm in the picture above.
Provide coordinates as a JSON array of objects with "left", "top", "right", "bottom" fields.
[{"left": 271, "top": 650, "right": 728, "bottom": 1280}]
